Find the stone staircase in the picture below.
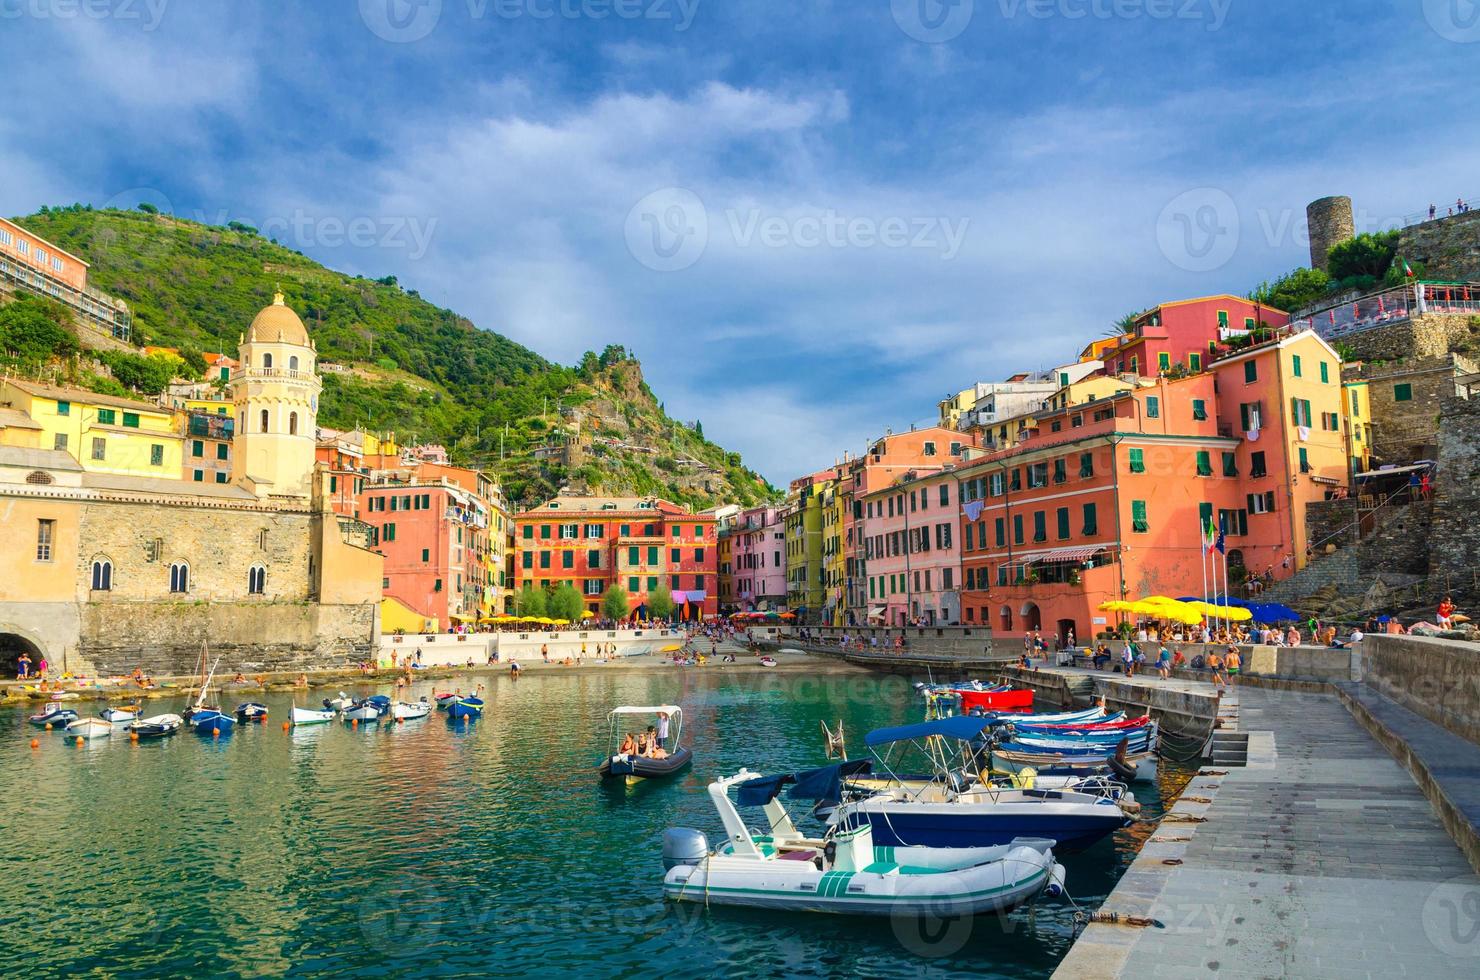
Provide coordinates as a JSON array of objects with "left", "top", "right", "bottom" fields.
[{"left": 1205, "top": 690, "right": 1247, "bottom": 765}]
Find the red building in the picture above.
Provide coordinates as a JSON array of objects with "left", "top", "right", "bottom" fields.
[
  {"left": 515, "top": 496, "right": 718, "bottom": 620},
  {"left": 363, "top": 480, "right": 491, "bottom": 627},
  {"left": 1102, "top": 295, "right": 1290, "bottom": 379}
]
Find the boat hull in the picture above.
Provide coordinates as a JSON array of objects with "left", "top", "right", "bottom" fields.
[
  {"left": 446, "top": 699, "right": 484, "bottom": 720},
  {"left": 291, "top": 707, "right": 336, "bottom": 726},
  {"left": 66, "top": 718, "right": 113, "bottom": 739},
  {"left": 190, "top": 711, "right": 235, "bottom": 735},
  {"left": 663, "top": 841, "right": 1060, "bottom": 916},
  {"left": 836, "top": 795, "right": 1129, "bottom": 853},
  {"left": 600, "top": 747, "right": 693, "bottom": 782},
  {"left": 958, "top": 689, "right": 1034, "bottom": 713},
  {"left": 390, "top": 702, "right": 431, "bottom": 721},
  {"left": 29, "top": 709, "right": 78, "bottom": 728},
  {"left": 127, "top": 714, "right": 184, "bottom": 739}
]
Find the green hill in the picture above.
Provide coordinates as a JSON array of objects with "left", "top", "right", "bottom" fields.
[{"left": 6, "top": 204, "right": 776, "bottom": 509}]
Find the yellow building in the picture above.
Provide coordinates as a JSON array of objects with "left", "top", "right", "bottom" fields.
[
  {"left": 820, "top": 480, "right": 846, "bottom": 624},
  {"left": 784, "top": 469, "right": 835, "bottom": 618},
  {"left": 231, "top": 292, "right": 322, "bottom": 498},
  {"left": 938, "top": 385, "right": 982, "bottom": 431},
  {"left": 1343, "top": 379, "right": 1372, "bottom": 475},
  {"left": 1041, "top": 375, "right": 1138, "bottom": 414},
  {"left": 0, "top": 378, "right": 184, "bottom": 478}
]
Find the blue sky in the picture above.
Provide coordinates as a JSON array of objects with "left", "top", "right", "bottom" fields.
[{"left": 4, "top": 0, "right": 1479, "bottom": 482}]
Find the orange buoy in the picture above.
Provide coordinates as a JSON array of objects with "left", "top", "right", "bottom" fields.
[
  {"left": 44, "top": 723, "right": 52, "bottom": 731},
  {"left": 75, "top": 737, "right": 84, "bottom": 747},
  {"left": 30, "top": 739, "right": 39, "bottom": 749},
  {"left": 260, "top": 715, "right": 268, "bottom": 724},
  {"left": 352, "top": 719, "right": 359, "bottom": 729},
  {"left": 282, "top": 721, "right": 291, "bottom": 731},
  {"left": 212, "top": 727, "right": 220, "bottom": 737},
  {"left": 130, "top": 732, "right": 139, "bottom": 742},
  {"left": 397, "top": 717, "right": 404, "bottom": 724}
]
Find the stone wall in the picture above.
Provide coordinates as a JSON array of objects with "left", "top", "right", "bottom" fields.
[
  {"left": 1306, "top": 196, "right": 1354, "bottom": 271},
  {"left": 1339, "top": 315, "right": 1479, "bottom": 364},
  {"left": 1430, "top": 394, "right": 1480, "bottom": 579},
  {"left": 1348, "top": 353, "right": 1474, "bottom": 464},
  {"left": 77, "top": 600, "right": 377, "bottom": 676},
  {"left": 1399, "top": 208, "right": 1480, "bottom": 282},
  {"left": 1361, "top": 633, "right": 1480, "bottom": 746}
]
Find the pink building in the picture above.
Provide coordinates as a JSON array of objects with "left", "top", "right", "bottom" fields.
[
  {"left": 859, "top": 467, "right": 964, "bottom": 626},
  {"left": 364, "top": 479, "right": 490, "bottom": 626},
  {"left": 728, "top": 504, "right": 786, "bottom": 610},
  {"left": 1103, "top": 295, "right": 1291, "bottom": 379}
]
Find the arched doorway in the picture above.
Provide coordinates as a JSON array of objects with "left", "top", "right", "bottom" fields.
[
  {"left": 0, "top": 630, "right": 45, "bottom": 678},
  {"left": 1019, "top": 602, "right": 1042, "bottom": 633}
]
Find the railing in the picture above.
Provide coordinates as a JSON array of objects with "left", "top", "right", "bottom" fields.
[
  {"left": 232, "top": 367, "right": 321, "bottom": 383},
  {"left": 1399, "top": 197, "right": 1478, "bottom": 227}
]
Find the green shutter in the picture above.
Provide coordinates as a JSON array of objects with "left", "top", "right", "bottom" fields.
[
  {"left": 1053, "top": 458, "right": 1067, "bottom": 483},
  {"left": 1222, "top": 451, "right": 1238, "bottom": 477},
  {"left": 1192, "top": 399, "right": 1207, "bottom": 421},
  {"left": 1394, "top": 383, "right": 1412, "bottom": 401},
  {"left": 1131, "top": 500, "right": 1149, "bottom": 533},
  {"left": 1319, "top": 361, "right": 1329, "bottom": 383},
  {"left": 995, "top": 518, "right": 1006, "bottom": 547},
  {"left": 1013, "top": 515, "right": 1024, "bottom": 545},
  {"left": 1056, "top": 507, "right": 1070, "bottom": 540},
  {"left": 1033, "top": 511, "right": 1046, "bottom": 542},
  {"left": 1128, "top": 448, "right": 1145, "bottom": 473},
  {"left": 1158, "top": 352, "right": 1170, "bottom": 372},
  {"left": 1292, "top": 354, "right": 1302, "bottom": 377},
  {"left": 1082, "top": 503, "right": 1097, "bottom": 535},
  {"left": 1196, "top": 451, "right": 1212, "bottom": 476},
  {"left": 1079, "top": 452, "right": 1094, "bottom": 478},
  {"left": 1199, "top": 501, "right": 1213, "bottom": 527},
  {"left": 1244, "top": 360, "right": 1257, "bottom": 383}
]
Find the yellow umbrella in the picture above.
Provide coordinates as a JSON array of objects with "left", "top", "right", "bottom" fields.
[
  {"left": 550, "top": 618, "right": 571, "bottom": 626},
  {"left": 581, "top": 611, "right": 598, "bottom": 620},
  {"left": 1098, "top": 600, "right": 1135, "bottom": 613}
]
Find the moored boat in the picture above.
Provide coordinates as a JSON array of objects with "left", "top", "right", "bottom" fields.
[
  {"left": 66, "top": 717, "right": 113, "bottom": 739},
  {"left": 234, "top": 702, "right": 269, "bottom": 722},
  {"left": 126, "top": 714, "right": 184, "bottom": 739},
  {"left": 445, "top": 696, "right": 484, "bottom": 720},
  {"left": 28, "top": 705, "right": 78, "bottom": 728},
  {"left": 433, "top": 693, "right": 459, "bottom": 711},
  {"left": 100, "top": 705, "right": 140, "bottom": 724},
  {"left": 188, "top": 708, "right": 234, "bottom": 736},
  {"left": 662, "top": 768, "right": 1066, "bottom": 916},
  {"left": 291, "top": 705, "right": 336, "bottom": 726},
  {"left": 343, "top": 701, "right": 383, "bottom": 723},
  {"left": 390, "top": 699, "right": 431, "bottom": 721}
]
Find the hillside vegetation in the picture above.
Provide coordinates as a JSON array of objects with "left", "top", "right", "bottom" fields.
[{"left": 7, "top": 205, "right": 776, "bottom": 508}]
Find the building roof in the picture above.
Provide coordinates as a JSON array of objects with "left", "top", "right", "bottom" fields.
[
  {"left": 1135, "top": 294, "right": 1290, "bottom": 319},
  {"left": 1, "top": 377, "right": 170, "bottom": 414},
  {"left": 0, "top": 216, "right": 89, "bottom": 270},
  {"left": 518, "top": 495, "right": 693, "bottom": 517},
  {"left": 0, "top": 445, "right": 84, "bottom": 471},
  {"left": 1209, "top": 328, "right": 1341, "bottom": 370},
  {"left": 246, "top": 293, "right": 312, "bottom": 346},
  {"left": 80, "top": 471, "right": 257, "bottom": 499},
  {"left": 0, "top": 408, "right": 43, "bottom": 430}
]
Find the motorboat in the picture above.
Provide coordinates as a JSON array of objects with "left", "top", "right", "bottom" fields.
[
  {"left": 324, "top": 692, "right": 355, "bottom": 712},
  {"left": 234, "top": 703, "right": 269, "bottom": 722},
  {"left": 28, "top": 705, "right": 78, "bottom": 728},
  {"left": 599, "top": 705, "right": 691, "bottom": 783},
  {"left": 66, "top": 717, "right": 113, "bottom": 739},
  {"left": 829, "top": 717, "right": 1135, "bottom": 852},
  {"left": 100, "top": 705, "right": 140, "bottom": 724},
  {"left": 390, "top": 699, "right": 431, "bottom": 721},
  {"left": 291, "top": 705, "right": 336, "bottom": 726},
  {"left": 661, "top": 767, "right": 1066, "bottom": 917},
  {"left": 126, "top": 714, "right": 184, "bottom": 739},
  {"left": 343, "top": 701, "right": 383, "bottom": 723},
  {"left": 445, "top": 695, "right": 484, "bottom": 720}
]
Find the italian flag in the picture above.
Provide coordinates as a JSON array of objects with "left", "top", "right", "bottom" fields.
[{"left": 1402, "top": 259, "right": 1415, "bottom": 279}]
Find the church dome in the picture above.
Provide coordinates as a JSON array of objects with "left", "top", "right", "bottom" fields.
[{"left": 247, "top": 292, "right": 311, "bottom": 346}]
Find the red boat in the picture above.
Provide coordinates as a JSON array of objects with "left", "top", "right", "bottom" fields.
[{"left": 955, "top": 688, "right": 1034, "bottom": 713}]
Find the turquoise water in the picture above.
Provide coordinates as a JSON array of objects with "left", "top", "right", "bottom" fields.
[{"left": 0, "top": 668, "right": 1189, "bottom": 978}]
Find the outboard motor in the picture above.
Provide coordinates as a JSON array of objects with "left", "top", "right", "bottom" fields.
[{"left": 661, "top": 828, "right": 708, "bottom": 871}]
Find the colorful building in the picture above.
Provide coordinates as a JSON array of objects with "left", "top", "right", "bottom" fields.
[
  {"left": 820, "top": 480, "right": 847, "bottom": 624},
  {"left": 1343, "top": 377, "right": 1372, "bottom": 474},
  {"left": 956, "top": 330, "right": 1348, "bottom": 644},
  {"left": 514, "top": 496, "right": 718, "bottom": 620},
  {"left": 364, "top": 479, "right": 490, "bottom": 629},
  {"left": 1098, "top": 295, "right": 1291, "bottom": 379},
  {"left": 0, "top": 216, "right": 132, "bottom": 343},
  {"left": 0, "top": 378, "right": 184, "bottom": 479},
  {"left": 726, "top": 504, "right": 786, "bottom": 611},
  {"left": 783, "top": 468, "right": 837, "bottom": 619},
  {"left": 859, "top": 467, "right": 964, "bottom": 626},
  {"left": 182, "top": 411, "right": 234, "bottom": 485}
]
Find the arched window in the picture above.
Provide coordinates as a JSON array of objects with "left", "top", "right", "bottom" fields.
[
  {"left": 25, "top": 471, "right": 53, "bottom": 485},
  {"left": 91, "top": 558, "right": 113, "bottom": 591},
  {"left": 260, "top": 409, "right": 270, "bottom": 433},
  {"left": 289, "top": 355, "right": 299, "bottom": 371},
  {"left": 999, "top": 605, "right": 1013, "bottom": 631},
  {"left": 169, "top": 562, "right": 189, "bottom": 594},
  {"left": 289, "top": 412, "right": 298, "bottom": 436},
  {"left": 263, "top": 353, "right": 273, "bottom": 369},
  {"left": 248, "top": 564, "right": 266, "bottom": 595}
]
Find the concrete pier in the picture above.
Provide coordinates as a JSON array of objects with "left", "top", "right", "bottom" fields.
[{"left": 1055, "top": 679, "right": 1480, "bottom": 977}]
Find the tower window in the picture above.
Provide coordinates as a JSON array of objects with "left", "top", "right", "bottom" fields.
[
  {"left": 289, "top": 356, "right": 299, "bottom": 371},
  {"left": 260, "top": 409, "right": 270, "bottom": 433},
  {"left": 289, "top": 412, "right": 298, "bottom": 436},
  {"left": 91, "top": 558, "right": 113, "bottom": 591},
  {"left": 248, "top": 564, "right": 266, "bottom": 595},
  {"left": 263, "top": 353, "right": 273, "bottom": 369}
]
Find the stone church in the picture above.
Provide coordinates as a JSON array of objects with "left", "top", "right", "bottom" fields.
[{"left": 0, "top": 295, "right": 384, "bottom": 676}]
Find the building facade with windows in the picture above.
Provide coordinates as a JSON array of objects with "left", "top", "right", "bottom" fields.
[
  {"left": 956, "top": 331, "right": 1347, "bottom": 645},
  {"left": 514, "top": 496, "right": 718, "bottom": 620},
  {"left": 859, "top": 467, "right": 963, "bottom": 626},
  {"left": 363, "top": 480, "right": 489, "bottom": 629},
  {"left": 0, "top": 216, "right": 132, "bottom": 344},
  {"left": 0, "top": 378, "right": 184, "bottom": 479},
  {"left": 1097, "top": 295, "right": 1291, "bottom": 380},
  {"left": 0, "top": 296, "right": 383, "bottom": 678},
  {"left": 725, "top": 504, "right": 786, "bottom": 611}
]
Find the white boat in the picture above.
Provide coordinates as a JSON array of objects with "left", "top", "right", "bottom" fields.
[
  {"left": 662, "top": 768, "right": 1064, "bottom": 917},
  {"left": 324, "top": 692, "right": 354, "bottom": 712},
  {"left": 291, "top": 706, "right": 336, "bottom": 726},
  {"left": 390, "top": 700, "right": 431, "bottom": 721},
  {"left": 125, "top": 714, "right": 184, "bottom": 739},
  {"left": 343, "top": 703, "right": 382, "bottom": 723},
  {"left": 66, "top": 718, "right": 113, "bottom": 739},
  {"left": 100, "top": 705, "right": 140, "bottom": 723}
]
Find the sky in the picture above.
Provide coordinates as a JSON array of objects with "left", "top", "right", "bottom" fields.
[{"left": 3, "top": 0, "right": 1479, "bottom": 483}]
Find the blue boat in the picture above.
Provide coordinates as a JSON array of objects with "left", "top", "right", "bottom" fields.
[
  {"left": 189, "top": 708, "right": 234, "bottom": 736},
  {"left": 446, "top": 696, "right": 484, "bottom": 720}
]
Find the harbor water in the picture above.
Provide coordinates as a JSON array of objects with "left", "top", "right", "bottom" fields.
[{"left": 0, "top": 667, "right": 1192, "bottom": 978}]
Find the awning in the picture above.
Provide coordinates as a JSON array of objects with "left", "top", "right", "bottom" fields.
[
  {"left": 865, "top": 716, "right": 991, "bottom": 747},
  {"left": 1025, "top": 546, "right": 1104, "bottom": 564},
  {"left": 867, "top": 606, "right": 886, "bottom": 619},
  {"left": 1310, "top": 475, "right": 1340, "bottom": 486}
]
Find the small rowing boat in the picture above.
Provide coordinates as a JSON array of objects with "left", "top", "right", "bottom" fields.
[
  {"left": 100, "top": 705, "right": 140, "bottom": 724},
  {"left": 234, "top": 703, "right": 269, "bottom": 722},
  {"left": 390, "top": 699, "right": 431, "bottom": 721},
  {"left": 66, "top": 718, "right": 113, "bottom": 739},
  {"left": 291, "top": 706, "right": 336, "bottom": 726},
  {"left": 126, "top": 714, "right": 183, "bottom": 739},
  {"left": 446, "top": 696, "right": 484, "bottom": 720}
]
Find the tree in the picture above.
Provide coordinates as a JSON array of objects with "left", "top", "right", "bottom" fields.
[
  {"left": 0, "top": 298, "right": 77, "bottom": 363},
  {"left": 648, "top": 582, "right": 675, "bottom": 621},
  {"left": 601, "top": 585, "right": 630, "bottom": 622},
  {"left": 100, "top": 350, "right": 178, "bottom": 395},
  {"left": 514, "top": 584, "right": 547, "bottom": 617},
  {"left": 136, "top": 202, "right": 159, "bottom": 215},
  {"left": 1249, "top": 266, "right": 1331, "bottom": 313},
  {"left": 1326, "top": 230, "right": 1400, "bottom": 282},
  {"left": 548, "top": 582, "right": 585, "bottom": 622}
]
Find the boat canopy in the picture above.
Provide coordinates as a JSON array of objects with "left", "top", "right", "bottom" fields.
[
  {"left": 864, "top": 716, "right": 991, "bottom": 747},
  {"left": 608, "top": 705, "right": 682, "bottom": 716},
  {"left": 735, "top": 760, "right": 872, "bottom": 807}
]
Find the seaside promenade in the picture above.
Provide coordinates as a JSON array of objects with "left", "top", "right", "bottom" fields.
[{"left": 1050, "top": 670, "right": 1480, "bottom": 977}]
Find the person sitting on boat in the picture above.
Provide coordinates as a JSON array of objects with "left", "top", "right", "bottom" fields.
[
  {"left": 619, "top": 732, "right": 637, "bottom": 756},
  {"left": 635, "top": 732, "right": 651, "bottom": 756}
]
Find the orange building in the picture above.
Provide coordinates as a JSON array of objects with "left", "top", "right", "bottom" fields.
[
  {"left": 957, "top": 330, "right": 1347, "bottom": 644},
  {"left": 0, "top": 216, "right": 132, "bottom": 342},
  {"left": 515, "top": 496, "right": 718, "bottom": 620}
]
